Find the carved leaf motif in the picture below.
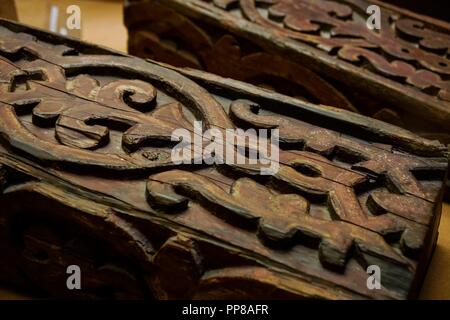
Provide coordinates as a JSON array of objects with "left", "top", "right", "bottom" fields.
[
  {"left": 396, "top": 19, "right": 450, "bottom": 53},
  {"left": 146, "top": 169, "right": 410, "bottom": 271},
  {"left": 338, "top": 46, "right": 450, "bottom": 101},
  {"left": 1, "top": 19, "right": 448, "bottom": 299},
  {"left": 230, "top": 100, "right": 446, "bottom": 200},
  {"left": 0, "top": 28, "right": 229, "bottom": 169}
]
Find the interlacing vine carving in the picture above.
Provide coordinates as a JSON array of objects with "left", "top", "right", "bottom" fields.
[
  {"left": 208, "top": 0, "right": 450, "bottom": 102},
  {"left": 0, "top": 24, "right": 446, "bottom": 289}
]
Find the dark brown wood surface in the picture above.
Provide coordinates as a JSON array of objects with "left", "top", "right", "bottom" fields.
[
  {"left": 125, "top": 0, "right": 450, "bottom": 144},
  {"left": 0, "top": 18, "right": 448, "bottom": 299}
]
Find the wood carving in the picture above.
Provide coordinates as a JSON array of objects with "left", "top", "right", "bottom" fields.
[
  {"left": 125, "top": 0, "right": 450, "bottom": 144},
  {"left": 0, "top": 19, "right": 448, "bottom": 299}
]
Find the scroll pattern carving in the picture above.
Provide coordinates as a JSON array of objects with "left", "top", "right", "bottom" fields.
[
  {"left": 208, "top": 0, "right": 450, "bottom": 102},
  {"left": 0, "top": 21, "right": 447, "bottom": 298},
  {"left": 126, "top": 2, "right": 357, "bottom": 111},
  {"left": 126, "top": 0, "right": 450, "bottom": 144}
]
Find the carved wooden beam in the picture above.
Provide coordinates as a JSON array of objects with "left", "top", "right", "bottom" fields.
[
  {"left": 125, "top": 0, "right": 450, "bottom": 145},
  {"left": 0, "top": 18, "right": 448, "bottom": 299}
]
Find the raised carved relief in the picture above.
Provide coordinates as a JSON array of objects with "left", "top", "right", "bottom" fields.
[
  {"left": 126, "top": 0, "right": 450, "bottom": 143},
  {"left": 0, "top": 19, "right": 448, "bottom": 299}
]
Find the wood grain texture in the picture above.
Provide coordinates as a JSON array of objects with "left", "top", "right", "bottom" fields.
[
  {"left": 0, "top": 18, "right": 448, "bottom": 299},
  {"left": 125, "top": 0, "right": 450, "bottom": 144}
]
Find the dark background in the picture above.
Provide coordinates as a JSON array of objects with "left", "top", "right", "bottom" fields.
[{"left": 380, "top": 0, "right": 449, "bottom": 22}]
